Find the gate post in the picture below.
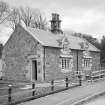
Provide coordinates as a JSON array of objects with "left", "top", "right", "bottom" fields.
[
  {"left": 51, "top": 80, "right": 54, "bottom": 91},
  {"left": 65, "top": 76, "right": 68, "bottom": 88},
  {"left": 78, "top": 74, "right": 82, "bottom": 86},
  {"left": 8, "top": 85, "right": 12, "bottom": 104},
  {"left": 32, "top": 82, "right": 35, "bottom": 96}
]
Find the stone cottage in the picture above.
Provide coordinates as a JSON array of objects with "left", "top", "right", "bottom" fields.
[{"left": 2, "top": 13, "right": 100, "bottom": 82}]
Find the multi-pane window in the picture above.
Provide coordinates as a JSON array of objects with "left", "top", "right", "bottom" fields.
[
  {"left": 82, "top": 50, "right": 92, "bottom": 70},
  {"left": 61, "top": 57, "right": 73, "bottom": 70},
  {"left": 82, "top": 58, "right": 92, "bottom": 68}
]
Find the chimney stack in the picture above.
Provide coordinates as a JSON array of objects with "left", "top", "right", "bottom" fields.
[{"left": 50, "top": 13, "right": 62, "bottom": 34}]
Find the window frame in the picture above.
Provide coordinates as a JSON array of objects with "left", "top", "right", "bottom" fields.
[
  {"left": 60, "top": 56, "right": 73, "bottom": 72},
  {"left": 82, "top": 57, "right": 92, "bottom": 70}
]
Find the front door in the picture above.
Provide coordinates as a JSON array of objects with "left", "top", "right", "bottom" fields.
[{"left": 32, "top": 60, "right": 37, "bottom": 80}]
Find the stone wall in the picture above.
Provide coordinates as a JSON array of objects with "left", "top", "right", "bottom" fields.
[
  {"left": 2, "top": 25, "right": 43, "bottom": 81},
  {"left": 44, "top": 47, "right": 63, "bottom": 81},
  {"left": 91, "top": 52, "right": 100, "bottom": 71},
  {"left": 44, "top": 48, "right": 79, "bottom": 81},
  {"left": 44, "top": 47, "right": 100, "bottom": 81}
]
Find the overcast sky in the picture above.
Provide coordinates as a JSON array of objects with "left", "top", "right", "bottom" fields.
[{"left": 1, "top": 0, "right": 105, "bottom": 43}]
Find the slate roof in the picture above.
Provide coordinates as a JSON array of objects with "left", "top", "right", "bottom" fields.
[
  {"left": 66, "top": 34, "right": 100, "bottom": 52},
  {"left": 25, "top": 26, "right": 100, "bottom": 52},
  {"left": 27, "top": 27, "right": 60, "bottom": 48}
]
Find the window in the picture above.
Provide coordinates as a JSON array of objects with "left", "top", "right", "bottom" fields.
[
  {"left": 82, "top": 58, "right": 92, "bottom": 69},
  {"left": 82, "top": 50, "right": 92, "bottom": 70},
  {"left": 61, "top": 57, "right": 73, "bottom": 70}
]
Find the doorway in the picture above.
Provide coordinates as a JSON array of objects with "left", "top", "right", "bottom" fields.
[{"left": 32, "top": 60, "right": 37, "bottom": 80}]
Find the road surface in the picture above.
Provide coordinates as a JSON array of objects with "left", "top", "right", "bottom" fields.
[{"left": 85, "top": 95, "right": 105, "bottom": 105}]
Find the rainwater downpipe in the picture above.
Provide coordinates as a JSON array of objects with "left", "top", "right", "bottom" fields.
[
  {"left": 43, "top": 47, "right": 46, "bottom": 80},
  {"left": 77, "top": 50, "right": 79, "bottom": 72}
]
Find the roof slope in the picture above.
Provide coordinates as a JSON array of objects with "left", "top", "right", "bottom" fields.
[
  {"left": 27, "top": 27, "right": 60, "bottom": 48},
  {"left": 24, "top": 26, "right": 100, "bottom": 52},
  {"left": 66, "top": 34, "right": 100, "bottom": 52}
]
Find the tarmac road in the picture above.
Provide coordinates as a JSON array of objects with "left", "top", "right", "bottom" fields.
[{"left": 85, "top": 95, "right": 105, "bottom": 105}]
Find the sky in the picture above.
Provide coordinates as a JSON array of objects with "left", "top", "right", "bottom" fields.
[{"left": 1, "top": 0, "right": 105, "bottom": 44}]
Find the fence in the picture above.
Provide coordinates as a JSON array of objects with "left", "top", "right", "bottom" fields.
[
  {"left": 1, "top": 70, "right": 105, "bottom": 105},
  {"left": 87, "top": 70, "right": 105, "bottom": 82},
  {"left": 0, "top": 76, "right": 81, "bottom": 105}
]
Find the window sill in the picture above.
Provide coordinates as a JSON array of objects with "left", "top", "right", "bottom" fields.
[
  {"left": 61, "top": 69, "right": 72, "bottom": 73},
  {"left": 83, "top": 67, "right": 91, "bottom": 70}
]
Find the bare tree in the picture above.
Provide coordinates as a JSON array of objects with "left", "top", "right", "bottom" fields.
[
  {"left": 0, "top": 1, "right": 19, "bottom": 29},
  {"left": 0, "top": 1, "right": 10, "bottom": 23},
  {"left": 19, "top": 7, "right": 48, "bottom": 30},
  {"left": 19, "top": 7, "right": 33, "bottom": 27},
  {"left": 0, "top": 1, "right": 48, "bottom": 30},
  {"left": 31, "top": 14, "right": 48, "bottom": 30},
  {"left": 5, "top": 7, "right": 20, "bottom": 29}
]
